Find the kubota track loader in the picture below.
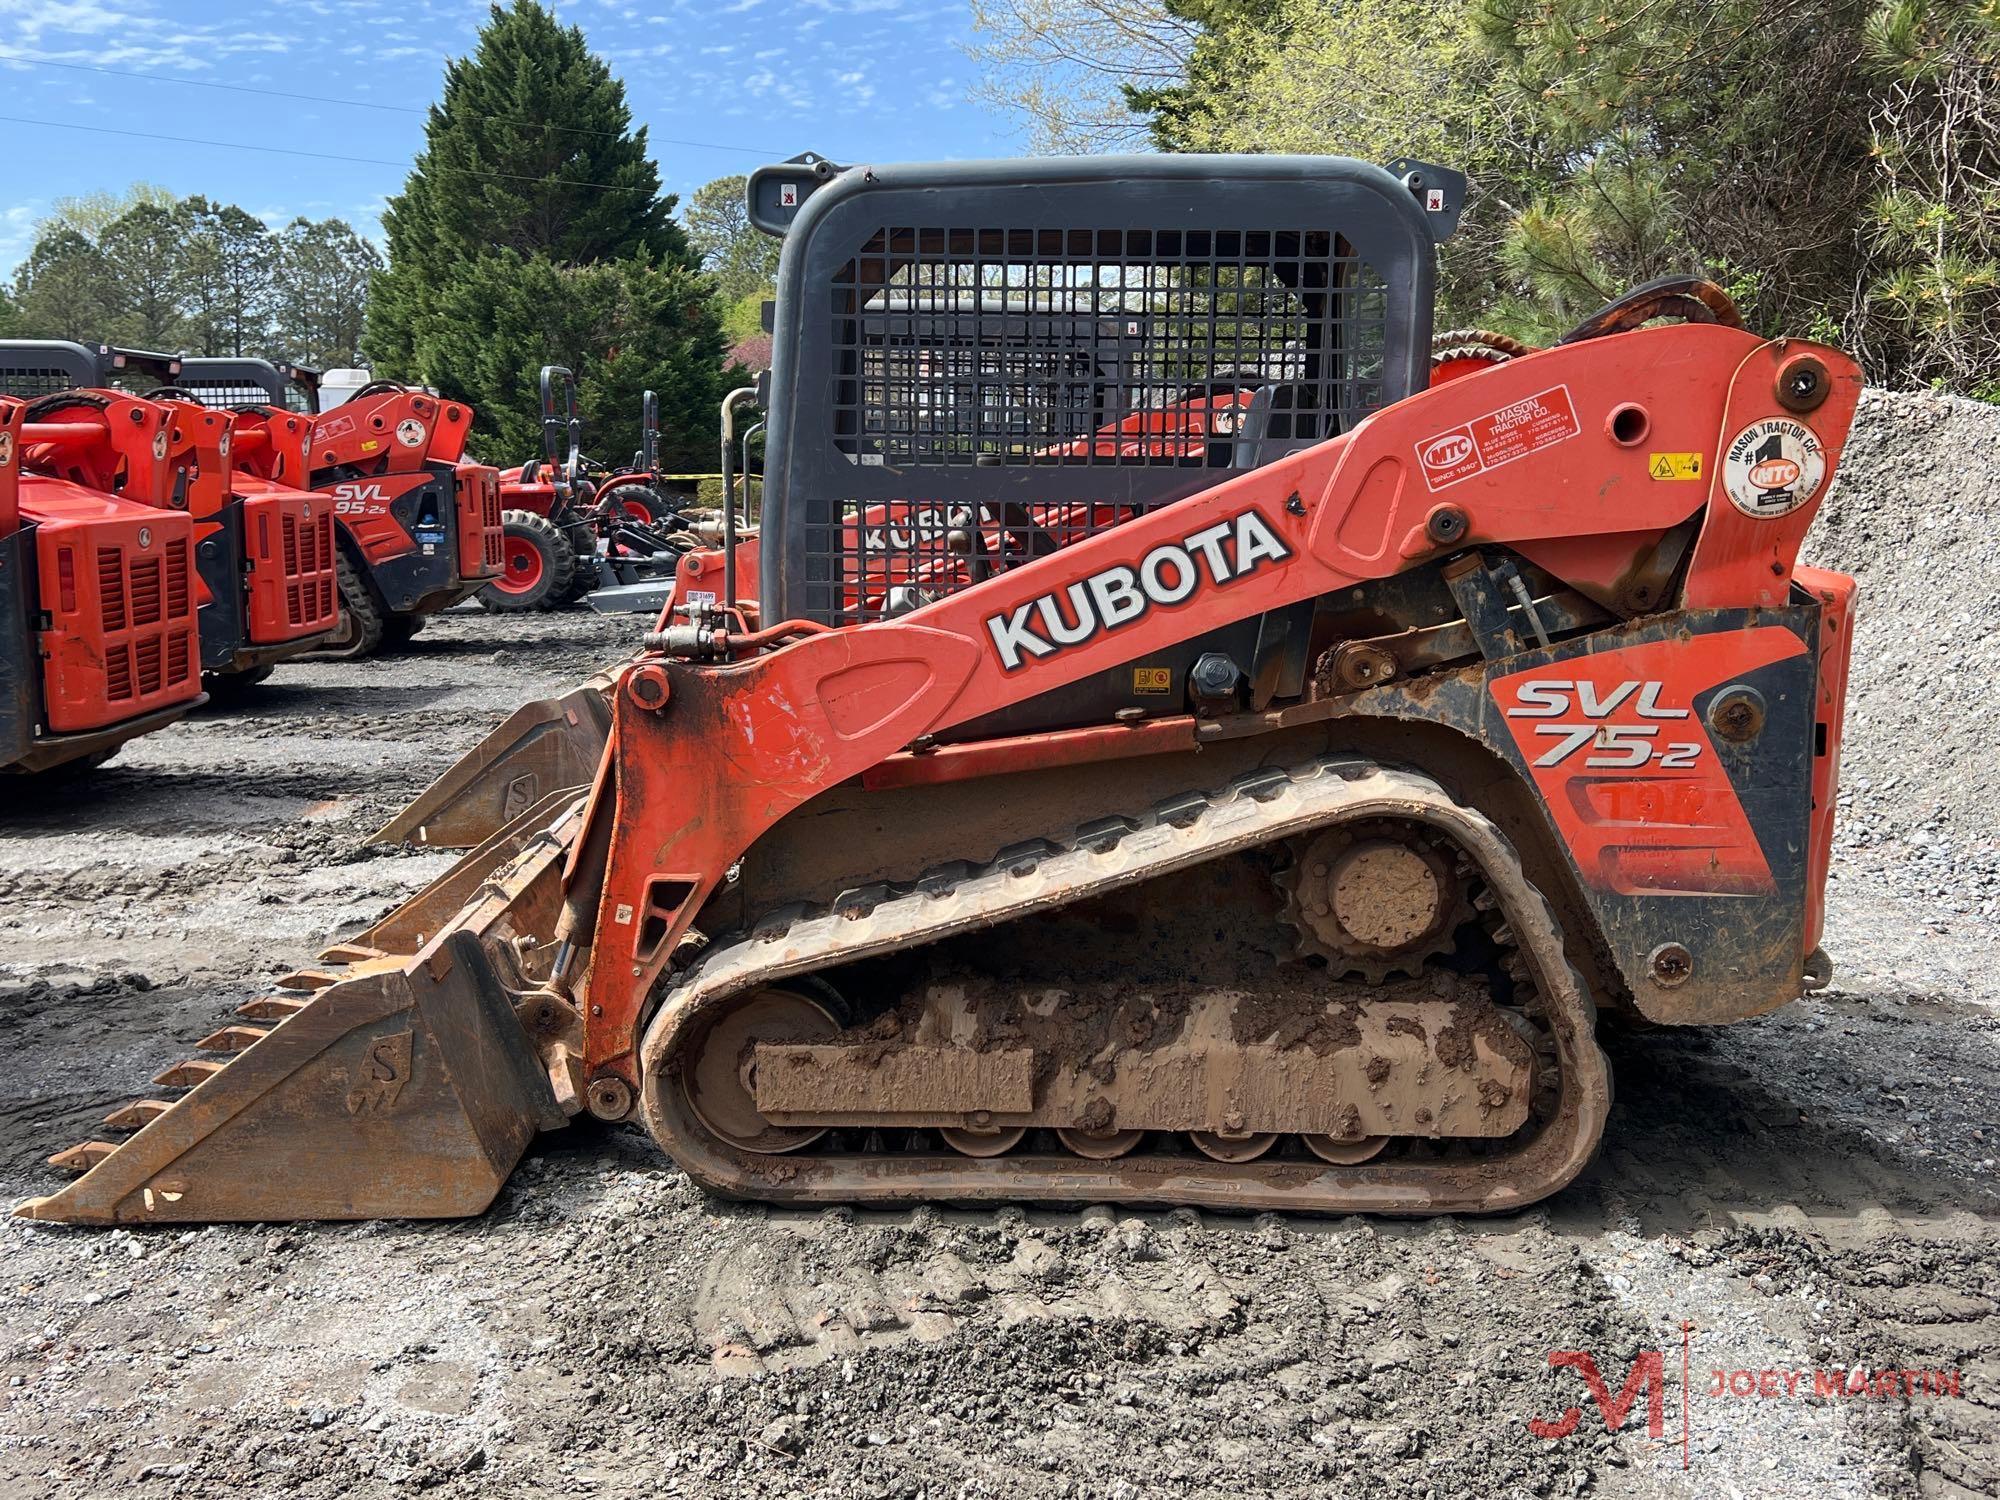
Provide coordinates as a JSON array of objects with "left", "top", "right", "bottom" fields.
[
  {"left": 176, "top": 359, "right": 505, "bottom": 659},
  {"left": 0, "top": 342, "right": 340, "bottom": 692},
  {"left": 21, "top": 155, "right": 1861, "bottom": 1224},
  {"left": 2, "top": 393, "right": 205, "bottom": 776}
]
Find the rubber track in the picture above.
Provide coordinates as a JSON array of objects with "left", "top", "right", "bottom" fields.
[{"left": 640, "top": 757, "right": 1613, "bottom": 1216}]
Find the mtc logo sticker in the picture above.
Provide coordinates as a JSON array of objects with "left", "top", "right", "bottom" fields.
[{"left": 1723, "top": 418, "right": 1825, "bottom": 518}]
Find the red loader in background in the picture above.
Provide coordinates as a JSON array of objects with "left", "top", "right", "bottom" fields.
[
  {"left": 0, "top": 342, "right": 340, "bottom": 694},
  {"left": 174, "top": 360, "right": 505, "bottom": 659},
  {"left": 1, "top": 392, "right": 204, "bottom": 776}
]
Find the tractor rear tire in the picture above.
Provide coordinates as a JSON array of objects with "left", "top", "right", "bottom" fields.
[
  {"left": 557, "top": 520, "right": 602, "bottom": 606},
  {"left": 602, "top": 484, "right": 674, "bottom": 525},
  {"left": 479, "top": 510, "right": 575, "bottom": 613}
]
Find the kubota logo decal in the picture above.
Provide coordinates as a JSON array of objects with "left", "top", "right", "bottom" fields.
[{"left": 983, "top": 508, "right": 1291, "bottom": 671}]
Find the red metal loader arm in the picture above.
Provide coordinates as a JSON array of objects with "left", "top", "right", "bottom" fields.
[{"left": 570, "top": 324, "right": 1861, "bottom": 1083}]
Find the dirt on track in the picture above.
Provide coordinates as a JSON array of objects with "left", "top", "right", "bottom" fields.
[{"left": 3, "top": 392, "right": 2000, "bottom": 1500}]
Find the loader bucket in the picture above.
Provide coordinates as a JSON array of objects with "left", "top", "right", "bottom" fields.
[
  {"left": 369, "top": 672, "right": 614, "bottom": 848},
  {"left": 19, "top": 792, "right": 585, "bottom": 1226},
  {"left": 15, "top": 933, "right": 565, "bottom": 1225}
]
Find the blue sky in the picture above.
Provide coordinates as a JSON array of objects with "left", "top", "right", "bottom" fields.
[{"left": 0, "top": 0, "right": 1023, "bottom": 276}]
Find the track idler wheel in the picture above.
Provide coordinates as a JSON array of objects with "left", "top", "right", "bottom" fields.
[
  {"left": 1189, "top": 1130, "right": 1279, "bottom": 1163},
  {"left": 1055, "top": 1127, "right": 1145, "bottom": 1160},
  {"left": 1304, "top": 1134, "right": 1389, "bottom": 1165},
  {"left": 683, "top": 988, "right": 841, "bottom": 1154},
  {"left": 939, "top": 1123, "right": 1027, "bottom": 1157}
]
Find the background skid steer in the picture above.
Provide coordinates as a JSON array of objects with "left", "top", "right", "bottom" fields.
[
  {"left": 172, "top": 359, "right": 505, "bottom": 659},
  {"left": 2, "top": 394, "right": 206, "bottom": 776},
  {"left": 20, "top": 154, "right": 1862, "bottom": 1225}
]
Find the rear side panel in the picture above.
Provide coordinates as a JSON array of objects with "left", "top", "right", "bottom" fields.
[
  {"left": 240, "top": 486, "right": 340, "bottom": 644},
  {"left": 0, "top": 525, "right": 32, "bottom": 769},
  {"left": 454, "top": 464, "right": 503, "bottom": 580},
  {"left": 1337, "top": 605, "right": 1824, "bottom": 1024},
  {"left": 25, "top": 482, "right": 201, "bottom": 732},
  {"left": 1793, "top": 565, "right": 1856, "bottom": 953},
  {"left": 190, "top": 498, "right": 250, "bottom": 673},
  {"left": 326, "top": 467, "right": 471, "bottom": 613}
]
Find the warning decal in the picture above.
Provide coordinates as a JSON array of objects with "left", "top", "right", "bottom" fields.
[
  {"left": 1648, "top": 452, "right": 1703, "bottom": 481},
  {"left": 1416, "top": 385, "right": 1580, "bottom": 491},
  {"left": 1722, "top": 418, "right": 1826, "bottom": 519},
  {"left": 1132, "top": 666, "right": 1172, "bottom": 694}
]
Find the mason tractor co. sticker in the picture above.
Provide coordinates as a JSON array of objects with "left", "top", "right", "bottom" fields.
[
  {"left": 983, "top": 508, "right": 1292, "bottom": 671},
  {"left": 1722, "top": 418, "right": 1826, "bottom": 519},
  {"left": 1416, "top": 385, "right": 1580, "bottom": 491}
]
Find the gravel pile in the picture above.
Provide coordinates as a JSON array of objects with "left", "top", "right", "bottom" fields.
[{"left": 1806, "top": 389, "right": 2000, "bottom": 958}]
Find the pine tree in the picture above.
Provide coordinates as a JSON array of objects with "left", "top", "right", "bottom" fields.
[
  {"left": 11, "top": 230, "right": 118, "bottom": 343},
  {"left": 272, "top": 218, "right": 382, "bottom": 368},
  {"left": 364, "top": 0, "right": 729, "bottom": 461}
]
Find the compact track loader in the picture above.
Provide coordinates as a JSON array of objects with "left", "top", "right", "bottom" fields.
[
  {"left": 175, "top": 359, "right": 505, "bottom": 659},
  {"left": 0, "top": 343, "right": 341, "bottom": 692},
  {"left": 2, "top": 392, "right": 206, "bottom": 775},
  {"left": 22, "top": 155, "right": 1861, "bottom": 1224}
]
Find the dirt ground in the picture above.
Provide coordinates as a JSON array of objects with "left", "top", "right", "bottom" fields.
[{"left": 3, "top": 409, "right": 1999, "bottom": 1498}]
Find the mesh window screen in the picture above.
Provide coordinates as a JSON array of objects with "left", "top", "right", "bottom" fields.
[
  {"left": 179, "top": 380, "right": 274, "bottom": 411},
  {"left": 0, "top": 365, "right": 82, "bottom": 399},
  {"left": 807, "top": 225, "right": 1389, "bottom": 625}
]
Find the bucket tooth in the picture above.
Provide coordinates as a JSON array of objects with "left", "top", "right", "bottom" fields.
[
  {"left": 275, "top": 968, "right": 343, "bottom": 992},
  {"left": 104, "top": 1100, "right": 171, "bottom": 1131},
  {"left": 319, "top": 942, "right": 386, "bottom": 964},
  {"left": 236, "top": 996, "right": 308, "bottom": 1021},
  {"left": 49, "top": 1142, "right": 119, "bottom": 1173},
  {"left": 196, "top": 1025, "right": 270, "bottom": 1054},
  {"left": 153, "top": 1059, "right": 226, "bottom": 1089}
]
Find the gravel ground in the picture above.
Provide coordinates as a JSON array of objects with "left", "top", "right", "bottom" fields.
[{"left": 2, "top": 391, "right": 1998, "bottom": 1499}]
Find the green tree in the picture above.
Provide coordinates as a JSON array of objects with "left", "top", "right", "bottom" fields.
[
  {"left": 11, "top": 229, "right": 120, "bottom": 343},
  {"left": 36, "top": 184, "right": 177, "bottom": 243},
  {"left": 1856, "top": 0, "right": 2000, "bottom": 393},
  {"left": 1473, "top": 0, "right": 1880, "bottom": 340},
  {"left": 421, "top": 251, "right": 726, "bottom": 468},
  {"left": 365, "top": 0, "right": 727, "bottom": 456},
  {"left": 0, "top": 284, "right": 17, "bottom": 337},
  {"left": 172, "top": 197, "right": 276, "bottom": 357},
  {"left": 683, "top": 175, "right": 781, "bottom": 303},
  {"left": 271, "top": 218, "right": 382, "bottom": 368},
  {"left": 1116, "top": 0, "right": 1550, "bottom": 329},
  {"left": 97, "top": 202, "right": 187, "bottom": 350}
]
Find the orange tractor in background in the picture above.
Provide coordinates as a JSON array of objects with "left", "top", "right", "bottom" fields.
[{"left": 25, "top": 154, "right": 1863, "bottom": 1225}]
